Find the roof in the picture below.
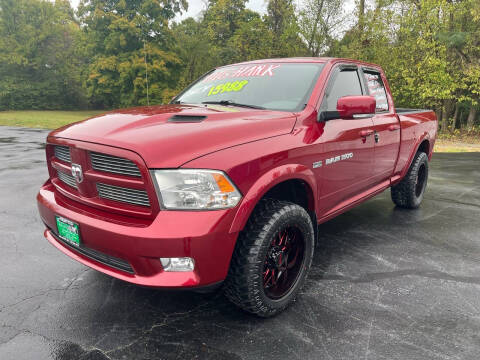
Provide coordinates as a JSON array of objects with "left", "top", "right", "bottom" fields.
[{"left": 217, "top": 57, "right": 382, "bottom": 70}]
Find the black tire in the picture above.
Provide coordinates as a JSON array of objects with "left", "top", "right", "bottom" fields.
[
  {"left": 224, "top": 199, "right": 315, "bottom": 317},
  {"left": 391, "top": 151, "right": 429, "bottom": 209}
]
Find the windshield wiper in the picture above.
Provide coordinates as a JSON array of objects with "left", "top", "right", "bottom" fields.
[{"left": 201, "top": 100, "right": 265, "bottom": 110}]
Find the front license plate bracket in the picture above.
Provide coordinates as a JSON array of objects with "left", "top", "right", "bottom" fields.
[{"left": 55, "top": 216, "right": 81, "bottom": 247}]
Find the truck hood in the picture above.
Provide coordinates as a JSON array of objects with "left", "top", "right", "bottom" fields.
[{"left": 49, "top": 104, "right": 296, "bottom": 168}]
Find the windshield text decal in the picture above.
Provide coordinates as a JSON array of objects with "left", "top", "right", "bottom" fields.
[
  {"left": 203, "top": 64, "right": 281, "bottom": 83},
  {"left": 207, "top": 80, "right": 249, "bottom": 96}
]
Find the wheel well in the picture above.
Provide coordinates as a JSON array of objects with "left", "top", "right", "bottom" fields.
[
  {"left": 418, "top": 139, "right": 430, "bottom": 155},
  {"left": 262, "top": 179, "right": 314, "bottom": 212},
  {"left": 259, "top": 179, "right": 318, "bottom": 241}
]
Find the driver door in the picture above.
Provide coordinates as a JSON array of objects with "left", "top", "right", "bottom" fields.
[{"left": 317, "top": 65, "right": 376, "bottom": 214}]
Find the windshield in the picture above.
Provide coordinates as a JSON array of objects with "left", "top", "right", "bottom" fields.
[{"left": 173, "top": 62, "right": 325, "bottom": 112}]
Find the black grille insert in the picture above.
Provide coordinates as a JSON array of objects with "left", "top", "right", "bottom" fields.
[{"left": 50, "top": 230, "right": 134, "bottom": 274}]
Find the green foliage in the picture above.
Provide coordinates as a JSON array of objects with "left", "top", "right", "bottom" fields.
[
  {"left": 0, "top": 0, "right": 86, "bottom": 110},
  {"left": 0, "top": 0, "right": 478, "bottom": 131},
  {"left": 332, "top": 0, "right": 480, "bottom": 130},
  {"left": 265, "top": 0, "right": 306, "bottom": 57},
  {"left": 298, "top": 0, "right": 345, "bottom": 57},
  {"left": 78, "top": 0, "right": 187, "bottom": 107},
  {"left": 171, "top": 0, "right": 307, "bottom": 92}
]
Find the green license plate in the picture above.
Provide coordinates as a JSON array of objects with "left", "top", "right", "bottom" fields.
[{"left": 56, "top": 216, "right": 81, "bottom": 247}]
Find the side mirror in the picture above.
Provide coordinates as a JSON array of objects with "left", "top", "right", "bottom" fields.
[
  {"left": 318, "top": 95, "right": 376, "bottom": 121},
  {"left": 337, "top": 96, "right": 376, "bottom": 118}
]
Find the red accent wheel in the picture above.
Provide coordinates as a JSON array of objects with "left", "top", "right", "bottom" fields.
[{"left": 263, "top": 226, "right": 305, "bottom": 299}]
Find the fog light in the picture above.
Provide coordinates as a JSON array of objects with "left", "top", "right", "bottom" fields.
[{"left": 160, "top": 257, "right": 195, "bottom": 272}]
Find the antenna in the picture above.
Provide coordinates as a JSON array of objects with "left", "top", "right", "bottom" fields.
[{"left": 143, "top": 40, "right": 149, "bottom": 106}]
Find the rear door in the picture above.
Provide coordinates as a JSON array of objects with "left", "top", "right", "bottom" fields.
[
  {"left": 360, "top": 68, "right": 400, "bottom": 182},
  {"left": 317, "top": 64, "right": 376, "bottom": 214}
]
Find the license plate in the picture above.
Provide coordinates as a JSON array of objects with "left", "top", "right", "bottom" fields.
[{"left": 56, "top": 216, "right": 81, "bottom": 247}]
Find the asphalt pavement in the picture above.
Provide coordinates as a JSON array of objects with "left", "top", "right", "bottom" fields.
[{"left": 1, "top": 126, "right": 480, "bottom": 360}]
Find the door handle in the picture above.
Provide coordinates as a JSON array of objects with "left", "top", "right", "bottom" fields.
[
  {"left": 359, "top": 129, "right": 374, "bottom": 137},
  {"left": 388, "top": 124, "right": 400, "bottom": 131}
]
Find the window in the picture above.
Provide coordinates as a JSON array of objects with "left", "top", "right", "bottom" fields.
[
  {"left": 363, "top": 71, "right": 389, "bottom": 112},
  {"left": 174, "top": 63, "right": 325, "bottom": 112},
  {"left": 325, "top": 69, "right": 363, "bottom": 111}
]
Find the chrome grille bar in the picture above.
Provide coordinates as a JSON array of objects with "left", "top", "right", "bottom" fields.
[
  {"left": 97, "top": 183, "right": 150, "bottom": 207},
  {"left": 54, "top": 145, "right": 71, "bottom": 163},
  {"left": 90, "top": 152, "right": 141, "bottom": 177},
  {"left": 57, "top": 170, "right": 77, "bottom": 189}
]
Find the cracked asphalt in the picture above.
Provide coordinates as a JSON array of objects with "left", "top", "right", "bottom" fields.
[{"left": 1, "top": 126, "right": 480, "bottom": 360}]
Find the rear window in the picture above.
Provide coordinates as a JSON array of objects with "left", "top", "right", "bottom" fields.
[
  {"left": 363, "top": 71, "right": 389, "bottom": 112},
  {"left": 174, "top": 63, "right": 325, "bottom": 112}
]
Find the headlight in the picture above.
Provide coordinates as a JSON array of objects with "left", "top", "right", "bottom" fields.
[{"left": 151, "top": 169, "right": 242, "bottom": 210}]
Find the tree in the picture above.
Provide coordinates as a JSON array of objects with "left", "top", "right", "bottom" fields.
[
  {"left": 265, "top": 0, "right": 306, "bottom": 57},
  {"left": 0, "top": 0, "right": 478, "bottom": 130},
  {"left": 203, "top": 0, "right": 247, "bottom": 45},
  {"left": 0, "top": 0, "right": 86, "bottom": 110},
  {"left": 298, "top": 0, "right": 345, "bottom": 57},
  {"left": 445, "top": 0, "right": 480, "bottom": 130},
  {"left": 172, "top": 17, "right": 212, "bottom": 88},
  {"left": 229, "top": 10, "right": 273, "bottom": 61},
  {"left": 78, "top": 0, "right": 187, "bottom": 107}
]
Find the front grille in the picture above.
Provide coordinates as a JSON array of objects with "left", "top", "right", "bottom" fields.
[
  {"left": 57, "top": 170, "right": 77, "bottom": 189},
  {"left": 50, "top": 230, "right": 134, "bottom": 274},
  {"left": 90, "top": 152, "right": 141, "bottom": 177},
  {"left": 97, "top": 183, "right": 150, "bottom": 207},
  {"left": 54, "top": 145, "right": 71, "bottom": 163},
  {"left": 49, "top": 143, "right": 155, "bottom": 216}
]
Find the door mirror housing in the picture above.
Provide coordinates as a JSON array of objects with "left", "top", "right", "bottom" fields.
[
  {"left": 318, "top": 96, "right": 376, "bottom": 121},
  {"left": 337, "top": 96, "right": 376, "bottom": 118}
]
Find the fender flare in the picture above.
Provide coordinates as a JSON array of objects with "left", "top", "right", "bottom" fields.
[
  {"left": 229, "top": 164, "right": 318, "bottom": 233},
  {"left": 397, "top": 132, "right": 431, "bottom": 181}
]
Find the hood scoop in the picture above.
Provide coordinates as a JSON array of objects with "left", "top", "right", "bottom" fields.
[{"left": 168, "top": 115, "right": 207, "bottom": 123}]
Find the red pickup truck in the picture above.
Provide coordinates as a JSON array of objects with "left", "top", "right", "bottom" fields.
[{"left": 37, "top": 58, "right": 437, "bottom": 317}]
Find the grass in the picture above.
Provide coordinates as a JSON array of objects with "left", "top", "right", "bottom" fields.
[
  {"left": 0, "top": 110, "right": 104, "bottom": 129},
  {"left": 0, "top": 110, "right": 479, "bottom": 152},
  {"left": 435, "top": 130, "right": 480, "bottom": 152},
  {"left": 434, "top": 139, "right": 480, "bottom": 153}
]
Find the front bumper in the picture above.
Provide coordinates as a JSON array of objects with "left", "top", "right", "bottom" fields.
[{"left": 37, "top": 181, "right": 239, "bottom": 288}]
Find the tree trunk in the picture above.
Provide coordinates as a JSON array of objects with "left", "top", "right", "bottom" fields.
[
  {"left": 307, "top": 0, "right": 324, "bottom": 57},
  {"left": 435, "top": 106, "right": 442, "bottom": 129},
  {"left": 441, "top": 104, "right": 448, "bottom": 132},
  {"left": 359, "top": 0, "right": 365, "bottom": 32},
  {"left": 451, "top": 103, "right": 459, "bottom": 132},
  {"left": 466, "top": 106, "right": 477, "bottom": 130}
]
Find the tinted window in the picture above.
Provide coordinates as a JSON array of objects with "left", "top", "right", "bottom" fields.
[
  {"left": 174, "top": 63, "right": 325, "bottom": 112},
  {"left": 363, "top": 71, "right": 388, "bottom": 111},
  {"left": 325, "top": 70, "right": 363, "bottom": 111}
]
